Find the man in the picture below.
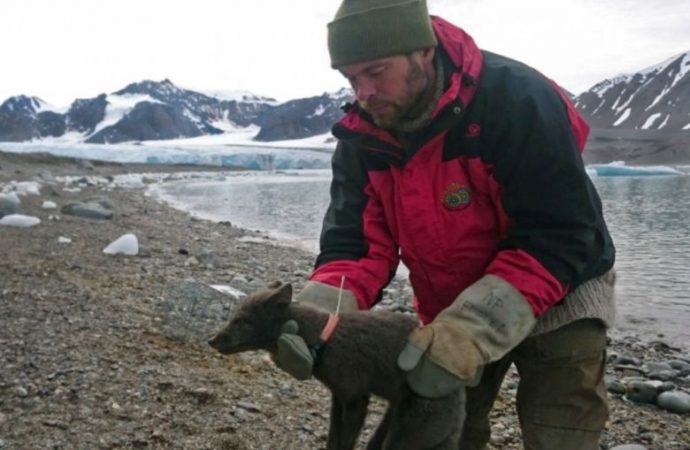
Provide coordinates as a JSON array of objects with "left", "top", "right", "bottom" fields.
[{"left": 275, "top": 0, "right": 616, "bottom": 448}]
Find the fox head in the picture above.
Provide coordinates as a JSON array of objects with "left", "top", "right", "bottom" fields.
[{"left": 208, "top": 281, "right": 293, "bottom": 354}]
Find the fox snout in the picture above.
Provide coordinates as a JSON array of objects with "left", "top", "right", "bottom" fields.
[
  {"left": 208, "top": 330, "right": 241, "bottom": 354},
  {"left": 207, "top": 334, "right": 223, "bottom": 350},
  {"left": 208, "top": 321, "right": 257, "bottom": 355}
]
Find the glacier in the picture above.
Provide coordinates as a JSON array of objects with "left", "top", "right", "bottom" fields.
[
  {"left": 1, "top": 141, "right": 687, "bottom": 176},
  {"left": 0, "top": 141, "right": 333, "bottom": 170},
  {"left": 587, "top": 161, "right": 682, "bottom": 177}
]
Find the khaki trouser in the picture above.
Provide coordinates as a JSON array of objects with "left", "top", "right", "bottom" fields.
[{"left": 459, "top": 319, "right": 609, "bottom": 450}]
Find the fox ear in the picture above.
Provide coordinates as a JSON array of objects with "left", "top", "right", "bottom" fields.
[{"left": 274, "top": 282, "right": 293, "bottom": 304}]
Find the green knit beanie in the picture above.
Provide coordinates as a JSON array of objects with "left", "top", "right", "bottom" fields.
[{"left": 327, "top": 0, "right": 438, "bottom": 68}]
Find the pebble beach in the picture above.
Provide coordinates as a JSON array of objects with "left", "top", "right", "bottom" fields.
[{"left": 0, "top": 150, "right": 688, "bottom": 450}]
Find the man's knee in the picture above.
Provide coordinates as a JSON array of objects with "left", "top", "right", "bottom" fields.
[{"left": 515, "top": 319, "right": 609, "bottom": 450}]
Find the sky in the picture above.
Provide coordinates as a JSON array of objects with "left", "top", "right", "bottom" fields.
[{"left": 2, "top": 0, "right": 690, "bottom": 107}]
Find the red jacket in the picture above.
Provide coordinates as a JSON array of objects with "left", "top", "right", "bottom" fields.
[{"left": 310, "top": 17, "right": 615, "bottom": 324}]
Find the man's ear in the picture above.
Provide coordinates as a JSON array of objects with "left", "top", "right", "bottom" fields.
[{"left": 421, "top": 46, "right": 435, "bottom": 64}]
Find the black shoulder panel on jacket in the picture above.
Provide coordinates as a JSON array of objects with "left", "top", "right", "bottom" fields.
[
  {"left": 315, "top": 141, "right": 371, "bottom": 268},
  {"left": 453, "top": 51, "right": 615, "bottom": 289}
]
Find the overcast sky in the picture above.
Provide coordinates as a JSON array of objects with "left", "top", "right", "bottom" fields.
[{"left": 2, "top": 0, "right": 690, "bottom": 107}]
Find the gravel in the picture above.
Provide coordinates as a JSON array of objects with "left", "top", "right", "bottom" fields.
[{"left": 1, "top": 150, "right": 688, "bottom": 450}]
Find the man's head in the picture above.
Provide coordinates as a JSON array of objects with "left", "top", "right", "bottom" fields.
[
  {"left": 328, "top": 0, "right": 438, "bottom": 129},
  {"left": 340, "top": 50, "right": 436, "bottom": 129}
]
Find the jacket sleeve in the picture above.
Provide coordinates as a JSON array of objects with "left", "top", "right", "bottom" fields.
[
  {"left": 309, "top": 141, "right": 400, "bottom": 309},
  {"left": 483, "top": 76, "right": 614, "bottom": 316}
]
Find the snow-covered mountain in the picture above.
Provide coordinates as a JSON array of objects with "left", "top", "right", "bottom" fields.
[
  {"left": 0, "top": 80, "right": 351, "bottom": 144},
  {"left": 575, "top": 51, "right": 690, "bottom": 131},
  {"left": 2, "top": 50, "right": 689, "bottom": 147},
  {"left": 254, "top": 88, "right": 352, "bottom": 141}
]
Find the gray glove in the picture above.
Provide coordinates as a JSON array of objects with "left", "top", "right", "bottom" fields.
[
  {"left": 273, "top": 281, "right": 358, "bottom": 380},
  {"left": 274, "top": 320, "right": 313, "bottom": 380},
  {"left": 398, "top": 275, "right": 536, "bottom": 398}
]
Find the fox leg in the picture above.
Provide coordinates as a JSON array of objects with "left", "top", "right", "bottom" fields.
[
  {"left": 327, "top": 394, "right": 369, "bottom": 450},
  {"left": 365, "top": 406, "right": 392, "bottom": 450}
]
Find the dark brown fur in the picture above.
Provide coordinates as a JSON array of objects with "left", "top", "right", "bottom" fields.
[{"left": 209, "top": 282, "right": 464, "bottom": 450}]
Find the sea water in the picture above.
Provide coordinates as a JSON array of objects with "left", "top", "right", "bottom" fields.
[{"left": 151, "top": 170, "right": 690, "bottom": 349}]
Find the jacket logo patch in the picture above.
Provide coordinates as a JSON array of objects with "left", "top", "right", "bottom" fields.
[
  {"left": 465, "top": 123, "right": 481, "bottom": 138},
  {"left": 442, "top": 183, "right": 471, "bottom": 210}
]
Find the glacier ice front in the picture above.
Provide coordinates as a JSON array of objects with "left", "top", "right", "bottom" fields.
[
  {"left": 2, "top": 142, "right": 333, "bottom": 171},
  {"left": 587, "top": 161, "right": 682, "bottom": 177}
]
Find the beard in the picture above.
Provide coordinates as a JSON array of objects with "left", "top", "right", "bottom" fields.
[{"left": 361, "top": 57, "right": 431, "bottom": 130}]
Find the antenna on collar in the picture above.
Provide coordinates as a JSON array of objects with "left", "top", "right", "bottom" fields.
[{"left": 335, "top": 275, "right": 346, "bottom": 316}]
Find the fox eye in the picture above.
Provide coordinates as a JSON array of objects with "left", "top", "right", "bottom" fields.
[{"left": 232, "top": 316, "right": 250, "bottom": 326}]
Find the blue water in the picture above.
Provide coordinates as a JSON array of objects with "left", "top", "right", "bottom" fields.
[{"left": 152, "top": 171, "right": 690, "bottom": 349}]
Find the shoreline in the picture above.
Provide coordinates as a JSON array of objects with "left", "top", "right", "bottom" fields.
[{"left": 1, "top": 151, "right": 688, "bottom": 449}]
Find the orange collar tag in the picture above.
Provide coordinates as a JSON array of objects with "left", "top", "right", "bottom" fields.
[{"left": 319, "top": 314, "right": 340, "bottom": 342}]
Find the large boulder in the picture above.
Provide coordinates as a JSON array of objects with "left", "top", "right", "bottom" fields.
[
  {"left": 61, "top": 197, "right": 114, "bottom": 220},
  {"left": 0, "top": 193, "right": 21, "bottom": 218},
  {"left": 154, "top": 280, "right": 245, "bottom": 344}
]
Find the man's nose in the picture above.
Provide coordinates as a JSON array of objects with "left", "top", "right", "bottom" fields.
[{"left": 355, "top": 80, "right": 376, "bottom": 102}]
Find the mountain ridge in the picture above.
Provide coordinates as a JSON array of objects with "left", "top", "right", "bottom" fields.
[{"left": 1, "top": 51, "right": 688, "bottom": 160}]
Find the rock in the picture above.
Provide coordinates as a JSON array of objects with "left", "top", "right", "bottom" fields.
[
  {"left": 196, "top": 250, "right": 223, "bottom": 269},
  {"left": 0, "top": 412, "right": 7, "bottom": 426},
  {"left": 613, "top": 355, "right": 642, "bottom": 366},
  {"left": 667, "top": 359, "right": 690, "bottom": 371},
  {"left": 0, "top": 214, "right": 40, "bottom": 228},
  {"left": 643, "top": 362, "right": 673, "bottom": 373},
  {"left": 14, "top": 386, "right": 29, "bottom": 397},
  {"left": 648, "top": 369, "right": 680, "bottom": 381},
  {"left": 0, "top": 437, "right": 6, "bottom": 448},
  {"left": 657, "top": 381, "right": 677, "bottom": 393},
  {"left": 76, "top": 159, "right": 95, "bottom": 170},
  {"left": 236, "top": 401, "right": 261, "bottom": 413},
  {"left": 607, "top": 380, "right": 627, "bottom": 395},
  {"left": 156, "top": 279, "right": 240, "bottom": 343},
  {"left": 184, "top": 256, "right": 200, "bottom": 267},
  {"left": 639, "top": 431, "right": 655, "bottom": 443},
  {"left": 656, "top": 391, "right": 690, "bottom": 414},
  {"left": 41, "top": 200, "right": 57, "bottom": 209},
  {"left": 60, "top": 201, "right": 113, "bottom": 220},
  {"left": 609, "top": 445, "right": 648, "bottom": 450},
  {"left": 0, "top": 193, "right": 21, "bottom": 218},
  {"left": 186, "top": 388, "right": 215, "bottom": 405},
  {"left": 38, "top": 170, "right": 56, "bottom": 183},
  {"left": 614, "top": 365, "right": 645, "bottom": 377},
  {"left": 209, "top": 285, "right": 247, "bottom": 301},
  {"left": 625, "top": 381, "right": 658, "bottom": 404},
  {"left": 103, "top": 234, "right": 139, "bottom": 256}
]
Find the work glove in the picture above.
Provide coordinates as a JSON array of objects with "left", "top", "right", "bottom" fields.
[
  {"left": 273, "top": 281, "right": 358, "bottom": 380},
  {"left": 397, "top": 275, "right": 536, "bottom": 398}
]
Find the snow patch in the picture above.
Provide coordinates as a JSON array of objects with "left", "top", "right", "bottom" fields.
[
  {"left": 308, "top": 104, "right": 326, "bottom": 118},
  {"left": 658, "top": 114, "right": 670, "bottom": 129},
  {"left": 641, "top": 113, "right": 662, "bottom": 130},
  {"left": 196, "top": 88, "right": 279, "bottom": 105},
  {"left": 90, "top": 94, "right": 163, "bottom": 137},
  {"left": 614, "top": 108, "right": 631, "bottom": 127}
]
